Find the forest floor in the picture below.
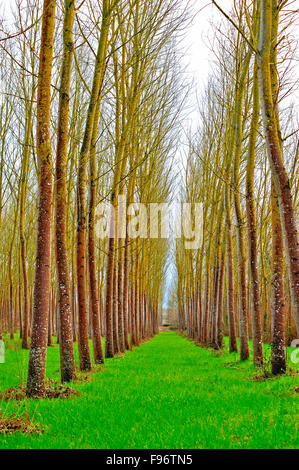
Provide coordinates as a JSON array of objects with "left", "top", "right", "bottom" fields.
[{"left": 0, "top": 331, "right": 298, "bottom": 449}]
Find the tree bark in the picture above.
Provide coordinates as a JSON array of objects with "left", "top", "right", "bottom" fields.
[
  {"left": 77, "top": 0, "right": 111, "bottom": 370},
  {"left": 217, "top": 251, "right": 225, "bottom": 349},
  {"left": 55, "top": 0, "right": 76, "bottom": 382},
  {"left": 259, "top": 0, "right": 299, "bottom": 335},
  {"left": 88, "top": 98, "right": 104, "bottom": 364},
  {"left": 271, "top": 179, "right": 286, "bottom": 374},
  {"left": 226, "top": 189, "right": 238, "bottom": 353},
  {"left": 27, "top": 0, "right": 56, "bottom": 397},
  {"left": 246, "top": 58, "right": 263, "bottom": 366}
]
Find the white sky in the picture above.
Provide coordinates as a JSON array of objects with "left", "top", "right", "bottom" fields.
[
  {"left": 183, "top": 0, "right": 299, "bottom": 76},
  {"left": 181, "top": 0, "right": 223, "bottom": 83},
  {"left": 181, "top": 0, "right": 299, "bottom": 131}
]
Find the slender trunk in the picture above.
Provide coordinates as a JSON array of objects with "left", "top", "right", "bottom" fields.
[
  {"left": 211, "top": 258, "right": 219, "bottom": 348},
  {"left": 112, "top": 234, "right": 120, "bottom": 354},
  {"left": 20, "top": 108, "right": 33, "bottom": 350},
  {"left": 117, "top": 241, "right": 125, "bottom": 352},
  {"left": 226, "top": 199, "right": 238, "bottom": 353},
  {"left": 88, "top": 98, "right": 104, "bottom": 364},
  {"left": 130, "top": 261, "right": 137, "bottom": 347},
  {"left": 27, "top": 0, "right": 56, "bottom": 397},
  {"left": 105, "top": 234, "right": 115, "bottom": 358},
  {"left": 77, "top": 1, "right": 111, "bottom": 370},
  {"left": 18, "top": 273, "right": 23, "bottom": 339},
  {"left": 48, "top": 292, "right": 53, "bottom": 347},
  {"left": 55, "top": 0, "right": 76, "bottom": 382},
  {"left": 246, "top": 58, "right": 263, "bottom": 365},
  {"left": 21, "top": 225, "right": 30, "bottom": 349},
  {"left": 217, "top": 252, "right": 225, "bottom": 348},
  {"left": 259, "top": 0, "right": 299, "bottom": 335},
  {"left": 271, "top": 180, "right": 286, "bottom": 374},
  {"left": 71, "top": 219, "right": 77, "bottom": 342},
  {"left": 123, "top": 227, "right": 130, "bottom": 349},
  {"left": 233, "top": 51, "right": 252, "bottom": 360},
  {"left": 134, "top": 257, "right": 140, "bottom": 346},
  {"left": 202, "top": 271, "right": 209, "bottom": 344}
]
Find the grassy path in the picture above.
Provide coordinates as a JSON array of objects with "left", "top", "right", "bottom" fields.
[{"left": 0, "top": 332, "right": 298, "bottom": 449}]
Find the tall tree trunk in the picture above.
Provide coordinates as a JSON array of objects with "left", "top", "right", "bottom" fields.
[
  {"left": 226, "top": 189, "right": 238, "bottom": 353},
  {"left": 246, "top": 58, "right": 263, "bottom": 366},
  {"left": 48, "top": 292, "right": 53, "bottom": 347},
  {"left": 105, "top": 234, "right": 115, "bottom": 358},
  {"left": 112, "top": 233, "right": 120, "bottom": 354},
  {"left": 77, "top": 0, "right": 111, "bottom": 370},
  {"left": 71, "top": 218, "right": 77, "bottom": 342},
  {"left": 20, "top": 99, "right": 34, "bottom": 350},
  {"left": 258, "top": 0, "right": 299, "bottom": 335},
  {"left": 233, "top": 49, "right": 252, "bottom": 360},
  {"left": 202, "top": 270, "right": 209, "bottom": 344},
  {"left": 55, "top": 0, "right": 76, "bottom": 382},
  {"left": 27, "top": 0, "right": 56, "bottom": 397},
  {"left": 217, "top": 251, "right": 225, "bottom": 349},
  {"left": 271, "top": 180, "right": 286, "bottom": 374},
  {"left": 88, "top": 98, "right": 104, "bottom": 364},
  {"left": 123, "top": 225, "right": 130, "bottom": 350}
]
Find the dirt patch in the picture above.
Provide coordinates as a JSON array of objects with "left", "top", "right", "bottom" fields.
[
  {"left": 210, "top": 348, "right": 225, "bottom": 357},
  {"left": 222, "top": 362, "right": 241, "bottom": 370},
  {"left": 252, "top": 369, "right": 299, "bottom": 382},
  {"left": 0, "top": 410, "right": 43, "bottom": 435},
  {"left": 252, "top": 372, "right": 272, "bottom": 382},
  {"left": 0, "top": 379, "right": 79, "bottom": 400}
]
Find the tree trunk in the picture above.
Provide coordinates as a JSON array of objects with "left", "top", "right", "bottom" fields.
[
  {"left": 217, "top": 252, "right": 225, "bottom": 349},
  {"left": 76, "top": 1, "right": 111, "bottom": 370},
  {"left": 88, "top": 98, "right": 104, "bottom": 364},
  {"left": 27, "top": 0, "right": 56, "bottom": 397},
  {"left": 271, "top": 180, "right": 286, "bottom": 375},
  {"left": 123, "top": 227, "right": 130, "bottom": 349},
  {"left": 246, "top": 58, "right": 263, "bottom": 366},
  {"left": 259, "top": 0, "right": 299, "bottom": 335},
  {"left": 55, "top": 0, "right": 76, "bottom": 382},
  {"left": 105, "top": 234, "right": 115, "bottom": 358},
  {"left": 226, "top": 191, "right": 238, "bottom": 353}
]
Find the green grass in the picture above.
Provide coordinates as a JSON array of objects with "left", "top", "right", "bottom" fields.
[{"left": 0, "top": 331, "right": 298, "bottom": 449}]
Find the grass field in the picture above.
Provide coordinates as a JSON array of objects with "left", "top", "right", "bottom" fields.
[{"left": 0, "top": 331, "right": 298, "bottom": 449}]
